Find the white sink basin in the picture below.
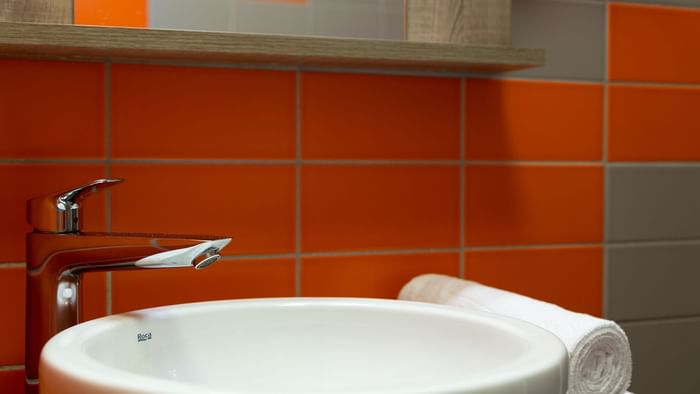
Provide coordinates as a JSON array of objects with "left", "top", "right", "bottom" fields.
[{"left": 40, "top": 298, "right": 568, "bottom": 394}]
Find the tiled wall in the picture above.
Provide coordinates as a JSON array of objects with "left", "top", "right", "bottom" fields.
[
  {"left": 1, "top": 1, "right": 699, "bottom": 393},
  {"left": 515, "top": 1, "right": 700, "bottom": 392},
  {"left": 606, "top": 2, "right": 700, "bottom": 393}
]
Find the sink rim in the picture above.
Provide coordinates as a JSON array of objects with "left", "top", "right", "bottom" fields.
[{"left": 40, "top": 297, "right": 568, "bottom": 394}]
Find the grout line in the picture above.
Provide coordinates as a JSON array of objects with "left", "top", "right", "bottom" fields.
[
  {"left": 609, "top": 80, "right": 700, "bottom": 89},
  {"left": 301, "top": 248, "right": 462, "bottom": 258},
  {"left": 15, "top": 159, "right": 700, "bottom": 167},
  {"left": 0, "top": 159, "right": 105, "bottom": 164},
  {"left": 106, "top": 271, "right": 112, "bottom": 316},
  {"left": 607, "top": 238, "right": 700, "bottom": 248},
  {"left": 214, "top": 237, "right": 700, "bottom": 261},
  {"left": 16, "top": 157, "right": 700, "bottom": 169},
  {"left": 105, "top": 61, "right": 112, "bottom": 178},
  {"left": 0, "top": 158, "right": 615, "bottom": 166},
  {"left": 302, "top": 159, "right": 460, "bottom": 166},
  {"left": 608, "top": 162, "right": 700, "bottom": 167},
  {"left": 466, "top": 242, "right": 602, "bottom": 252},
  {"left": 459, "top": 78, "right": 466, "bottom": 279},
  {"left": 0, "top": 364, "right": 24, "bottom": 371},
  {"left": 603, "top": 2, "right": 611, "bottom": 319},
  {"left": 466, "top": 160, "right": 602, "bottom": 166},
  {"left": 105, "top": 61, "right": 113, "bottom": 317},
  {"left": 295, "top": 67, "right": 302, "bottom": 298},
  {"left": 111, "top": 159, "right": 296, "bottom": 165},
  {"left": 220, "top": 253, "right": 297, "bottom": 261},
  {"left": 107, "top": 159, "right": 606, "bottom": 166},
  {"left": 220, "top": 250, "right": 461, "bottom": 260},
  {"left": 0, "top": 262, "right": 26, "bottom": 268},
  {"left": 617, "top": 314, "right": 700, "bottom": 326},
  {"left": 105, "top": 61, "right": 113, "bottom": 224},
  {"left": 603, "top": 246, "right": 611, "bottom": 317}
]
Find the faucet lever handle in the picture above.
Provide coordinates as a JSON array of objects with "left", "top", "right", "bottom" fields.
[{"left": 27, "top": 178, "right": 124, "bottom": 233}]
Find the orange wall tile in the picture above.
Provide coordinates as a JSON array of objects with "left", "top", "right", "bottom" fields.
[
  {"left": 610, "top": 3, "right": 700, "bottom": 83},
  {"left": 302, "top": 166, "right": 460, "bottom": 252},
  {"left": 465, "top": 247, "right": 603, "bottom": 316},
  {"left": 110, "top": 164, "right": 295, "bottom": 255},
  {"left": 74, "top": 0, "right": 147, "bottom": 27},
  {"left": 301, "top": 72, "right": 460, "bottom": 160},
  {"left": 81, "top": 272, "right": 107, "bottom": 322},
  {"left": 0, "top": 368, "right": 24, "bottom": 394},
  {"left": 112, "top": 259, "right": 295, "bottom": 313},
  {"left": 0, "top": 165, "right": 107, "bottom": 263},
  {"left": 608, "top": 85, "right": 700, "bottom": 161},
  {"left": 465, "top": 165, "right": 603, "bottom": 246},
  {"left": 0, "top": 60, "right": 104, "bottom": 159},
  {"left": 302, "top": 253, "right": 460, "bottom": 298},
  {"left": 0, "top": 266, "right": 24, "bottom": 365},
  {"left": 111, "top": 64, "right": 295, "bottom": 160},
  {"left": 466, "top": 79, "right": 603, "bottom": 161}
]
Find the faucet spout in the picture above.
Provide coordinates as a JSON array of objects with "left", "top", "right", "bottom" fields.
[
  {"left": 25, "top": 232, "right": 232, "bottom": 389},
  {"left": 24, "top": 179, "right": 234, "bottom": 394},
  {"left": 135, "top": 238, "right": 231, "bottom": 269}
]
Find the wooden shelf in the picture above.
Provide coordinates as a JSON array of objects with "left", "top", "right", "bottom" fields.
[{"left": 0, "top": 22, "right": 544, "bottom": 72}]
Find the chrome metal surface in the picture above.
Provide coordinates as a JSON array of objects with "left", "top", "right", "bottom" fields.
[
  {"left": 27, "top": 178, "right": 123, "bottom": 233},
  {"left": 195, "top": 254, "right": 221, "bottom": 269},
  {"left": 24, "top": 179, "right": 232, "bottom": 394}
]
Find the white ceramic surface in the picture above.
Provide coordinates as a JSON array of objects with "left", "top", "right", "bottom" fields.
[{"left": 40, "top": 298, "right": 568, "bottom": 394}]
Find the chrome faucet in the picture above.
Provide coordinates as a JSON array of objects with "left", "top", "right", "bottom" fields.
[{"left": 24, "top": 179, "right": 231, "bottom": 393}]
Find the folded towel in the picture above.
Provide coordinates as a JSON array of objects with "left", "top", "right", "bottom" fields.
[{"left": 399, "top": 274, "right": 632, "bottom": 394}]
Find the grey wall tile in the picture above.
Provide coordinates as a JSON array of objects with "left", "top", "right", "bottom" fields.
[
  {"left": 608, "top": 167, "right": 700, "bottom": 242},
  {"left": 621, "top": 317, "right": 700, "bottom": 394},
  {"left": 510, "top": 0, "right": 605, "bottom": 81},
  {"left": 606, "top": 243, "right": 700, "bottom": 320}
]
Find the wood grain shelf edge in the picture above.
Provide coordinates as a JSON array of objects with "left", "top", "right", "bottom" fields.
[{"left": 0, "top": 22, "right": 544, "bottom": 72}]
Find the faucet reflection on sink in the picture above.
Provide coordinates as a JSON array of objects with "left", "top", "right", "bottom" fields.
[{"left": 24, "top": 179, "right": 232, "bottom": 394}]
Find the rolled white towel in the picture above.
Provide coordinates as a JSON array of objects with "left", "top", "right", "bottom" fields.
[{"left": 399, "top": 274, "right": 632, "bottom": 394}]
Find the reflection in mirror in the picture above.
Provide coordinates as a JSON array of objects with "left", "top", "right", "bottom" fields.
[{"left": 75, "top": 0, "right": 405, "bottom": 40}]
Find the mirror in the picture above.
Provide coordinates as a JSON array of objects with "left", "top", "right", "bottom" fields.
[
  {"left": 2, "top": 1, "right": 511, "bottom": 47},
  {"left": 74, "top": 0, "right": 405, "bottom": 40}
]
